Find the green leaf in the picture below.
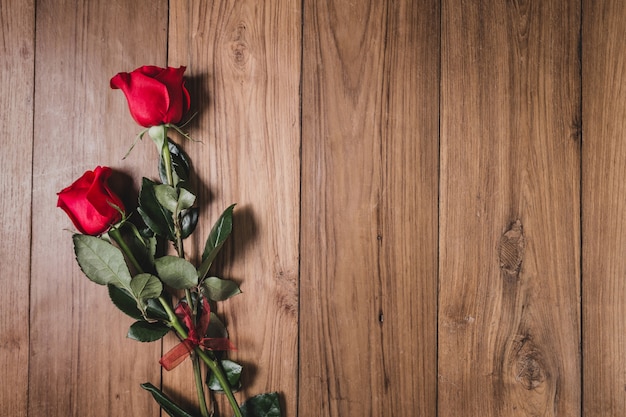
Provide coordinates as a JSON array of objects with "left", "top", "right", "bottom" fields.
[
  {"left": 198, "top": 204, "right": 236, "bottom": 280},
  {"left": 141, "top": 382, "right": 196, "bottom": 417},
  {"left": 155, "top": 255, "right": 198, "bottom": 289},
  {"left": 176, "top": 186, "right": 196, "bottom": 213},
  {"left": 145, "top": 297, "right": 170, "bottom": 321},
  {"left": 207, "top": 360, "right": 242, "bottom": 392},
  {"left": 108, "top": 284, "right": 168, "bottom": 322},
  {"left": 108, "top": 284, "right": 143, "bottom": 320},
  {"left": 238, "top": 392, "right": 282, "bottom": 417},
  {"left": 201, "top": 277, "right": 241, "bottom": 301},
  {"left": 180, "top": 207, "right": 199, "bottom": 239},
  {"left": 130, "top": 273, "right": 163, "bottom": 309},
  {"left": 73, "top": 234, "right": 132, "bottom": 287},
  {"left": 154, "top": 184, "right": 179, "bottom": 213},
  {"left": 158, "top": 140, "right": 191, "bottom": 184},
  {"left": 206, "top": 312, "right": 229, "bottom": 338},
  {"left": 138, "top": 177, "right": 175, "bottom": 240},
  {"left": 128, "top": 321, "right": 170, "bottom": 342}
]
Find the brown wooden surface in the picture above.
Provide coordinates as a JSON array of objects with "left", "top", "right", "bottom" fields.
[
  {"left": 29, "top": 1, "right": 168, "bottom": 416},
  {"left": 300, "top": 0, "right": 439, "bottom": 416},
  {"left": 439, "top": 0, "right": 581, "bottom": 415},
  {"left": 583, "top": 1, "right": 626, "bottom": 415},
  {"left": 0, "top": 1, "right": 34, "bottom": 416},
  {"left": 5, "top": 0, "right": 626, "bottom": 416},
  {"left": 166, "top": 1, "right": 301, "bottom": 415}
]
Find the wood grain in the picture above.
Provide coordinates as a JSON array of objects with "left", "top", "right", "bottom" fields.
[
  {"left": 439, "top": 0, "right": 581, "bottom": 415},
  {"left": 0, "top": 1, "right": 34, "bottom": 416},
  {"left": 582, "top": 0, "right": 626, "bottom": 415},
  {"left": 8, "top": 1, "right": 626, "bottom": 416},
  {"left": 30, "top": 1, "right": 168, "bottom": 416},
  {"left": 300, "top": 1, "right": 439, "bottom": 415},
  {"left": 168, "top": 1, "right": 301, "bottom": 415}
]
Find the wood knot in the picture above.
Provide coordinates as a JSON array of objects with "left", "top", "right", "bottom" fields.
[
  {"left": 499, "top": 220, "right": 525, "bottom": 276},
  {"left": 511, "top": 334, "right": 546, "bottom": 390},
  {"left": 230, "top": 22, "right": 250, "bottom": 68}
]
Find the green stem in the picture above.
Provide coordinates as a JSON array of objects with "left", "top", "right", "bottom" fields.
[
  {"left": 109, "top": 227, "right": 144, "bottom": 273},
  {"left": 157, "top": 297, "right": 243, "bottom": 417},
  {"left": 160, "top": 126, "right": 175, "bottom": 186},
  {"left": 160, "top": 133, "right": 186, "bottom": 265},
  {"left": 160, "top": 138, "right": 210, "bottom": 417},
  {"left": 159, "top": 296, "right": 187, "bottom": 337},
  {"left": 157, "top": 126, "right": 241, "bottom": 417},
  {"left": 196, "top": 350, "right": 243, "bottom": 417},
  {"left": 193, "top": 356, "right": 211, "bottom": 417},
  {"left": 159, "top": 296, "right": 211, "bottom": 417}
]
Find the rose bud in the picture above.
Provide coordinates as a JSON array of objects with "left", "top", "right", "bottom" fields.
[
  {"left": 110, "top": 65, "right": 191, "bottom": 128},
  {"left": 57, "top": 166, "right": 125, "bottom": 235}
]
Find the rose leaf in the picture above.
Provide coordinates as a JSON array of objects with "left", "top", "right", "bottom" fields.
[
  {"left": 197, "top": 204, "right": 236, "bottom": 280},
  {"left": 73, "top": 234, "right": 132, "bottom": 287},
  {"left": 141, "top": 383, "right": 196, "bottom": 417},
  {"left": 206, "top": 359, "right": 243, "bottom": 392},
  {"left": 238, "top": 392, "right": 282, "bottom": 417},
  {"left": 130, "top": 273, "right": 163, "bottom": 309},
  {"left": 127, "top": 321, "right": 170, "bottom": 343},
  {"left": 201, "top": 276, "right": 241, "bottom": 302},
  {"left": 155, "top": 255, "right": 198, "bottom": 289}
]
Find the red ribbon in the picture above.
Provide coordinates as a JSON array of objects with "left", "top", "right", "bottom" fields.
[{"left": 159, "top": 298, "right": 236, "bottom": 371}]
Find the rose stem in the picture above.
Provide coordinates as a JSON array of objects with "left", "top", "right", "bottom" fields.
[
  {"left": 161, "top": 127, "right": 214, "bottom": 417},
  {"left": 108, "top": 227, "right": 143, "bottom": 273},
  {"left": 158, "top": 298, "right": 243, "bottom": 417},
  {"left": 110, "top": 223, "right": 215, "bottom": 417}
]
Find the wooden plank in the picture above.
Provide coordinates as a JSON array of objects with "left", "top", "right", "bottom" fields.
[
  {"left": 300, "top": 1, "right": 439, "bottom": 416},
  {"left": 0, "top": 1, "right": 34, "bottom": 416},
  {"left": 439, "top": 1, "right": 581, "bottom": 416},
  {"left": 30, "top": 2, "right": 168, "bottom": 416},
  {"left": 582, "top": 1, "right": 626, "bottom": 414},
  {"left": 167, "top": 1, "right": 301, "bottom": 415}
]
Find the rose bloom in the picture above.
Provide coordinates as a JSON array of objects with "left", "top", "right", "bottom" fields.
[
  {"left": 57, "top": 166, "right": 124, "bottom": 235},
  {"left": 110, "top": 65, "right": 190, "bottom": 127}
]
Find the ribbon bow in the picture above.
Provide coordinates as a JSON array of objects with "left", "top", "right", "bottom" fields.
[{"left": 159, "top": 297, "right": 236, "bottom": 371}]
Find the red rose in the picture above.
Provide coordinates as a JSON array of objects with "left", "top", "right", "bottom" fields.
[
  {"left": 57, "top": 166, "right": 124, "bottom": 235},
  {"left": 110, "top": 66, "right": 190, "bottom": 127}
]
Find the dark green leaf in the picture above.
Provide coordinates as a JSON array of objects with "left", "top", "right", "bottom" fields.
[
  {"left": 158, "top": 140, "right": 191, "bottom": 184},
  {"left": 73, "top": 234, "right": 131, "bottom": 287},
  {"left": 108, "top": 283, "right": 168, "bottom": 322},
  {"left": 198, "top": 204, "right": 236, "bottom": 280},
  {"left": 130, "top": 273, "right": 163, "bottom": 309},
  {"left": 180, "top": 207, "right": 199, "bottom": 239},
  {"left": 146, "top": 297, "right": 170, "bottom": 321},
  {"left": 176, "top": 186, "right": 196, "bottom": 212},
  {"left": 207, "top": 359, "right": 242, "bottom": 392},
  {"left": 108, "top": 284, "right": 143, "bottom": 320},
  {"left": 201, "top": 277, "right": 241, "bottom": 301},
  {"left": 154, "top": 184, "right": 179, "bottom": 213},
  {"left": 206, "top": 312, "right": 229, "bottom": 338},
  {"left": 127, "top": 321, "right": 170, "bottom": 342},
  {"left": 238, "top": 392, "right": 281, "bottom": 417},
  {"left": 155, "top": 255, "right": 198, "bottom": 289},
  {"left": 138, "top": 177, "right": 175, "bottom": 240},
  {"left": 141, "top": 382, "right": 196, "bottom": 417}
]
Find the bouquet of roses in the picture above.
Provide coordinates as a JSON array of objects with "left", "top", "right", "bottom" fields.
[{"left": 57, "top": 66, "right": 280, "bottom": 417}]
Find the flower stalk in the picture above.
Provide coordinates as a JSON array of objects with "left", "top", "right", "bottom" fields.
[
  {"left": 158, "top": 130, "right": 243, "bottom": 417},
  {"left": 158, "top": 297, "right": 243, "bottom": 417}
]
